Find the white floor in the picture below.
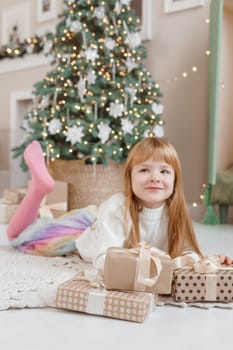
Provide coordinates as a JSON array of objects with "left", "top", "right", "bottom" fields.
[{"left": 0, "top": 222, "right": 233, "bottom": 350}]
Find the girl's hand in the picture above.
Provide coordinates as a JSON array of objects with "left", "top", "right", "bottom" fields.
[{"left": 218, "top": 254, "right": 233, "bottom": 266}]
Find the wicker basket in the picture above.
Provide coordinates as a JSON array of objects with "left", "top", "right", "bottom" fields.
[{"left": 48, "top": 159, "right": 125, "bottom": 210}]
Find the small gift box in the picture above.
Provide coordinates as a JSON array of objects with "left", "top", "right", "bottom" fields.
[
  {"left": 172, "top": 256, "right": 233, "bottom": 302},
  {"left": 3, "top": 188, "right": 26, "bottom": 205},
  {"left": 39, "top": 181, "right": 68, "bottom": 218},
  {"left": 45, "top": 181, "right": 68, "bottom": 206},
  {"left": 0, "top": 198, "right": 19, "bottom": 224},
  {"left": 103, "top": 242, "right": 173, "bottom": 295},
  {"left": 56, "top": 275, "right": 154, "bottom": 323},
  {"left": 39, "top": 201, "right": 67, "bottom": 219}
]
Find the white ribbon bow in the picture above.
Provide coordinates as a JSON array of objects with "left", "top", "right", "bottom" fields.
[{"left": 173, "top": 254, "right": 233, "bottom": 274}]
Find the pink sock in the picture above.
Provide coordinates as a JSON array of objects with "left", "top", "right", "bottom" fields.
[{"left": 7, "top": 141, "right": 55, "bottom": 240}]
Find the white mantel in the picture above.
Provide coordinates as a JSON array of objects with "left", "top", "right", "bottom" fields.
[{"left": 0, "top": 53, "right": 51, "bottom": 74}]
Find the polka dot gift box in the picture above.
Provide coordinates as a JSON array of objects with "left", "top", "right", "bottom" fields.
[
  {"left": 56, "top": 275, "right": 155, "bottom": 323},
  {"left": 172, "top": 256, "right": 233, "bottom": 302}
]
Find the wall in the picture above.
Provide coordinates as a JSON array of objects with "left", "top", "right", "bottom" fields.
[
  {"left": 217, "top": 6, "right": 233, "bottom": 170},
  {"left": 0, "top": 0, "right": 211, "bottom": 214},
  {"left": 145, "top": 0, "right": 211, "bottom": 208}
]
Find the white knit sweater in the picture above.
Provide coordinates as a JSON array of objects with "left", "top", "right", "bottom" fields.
[{"left": 75, "top": 192, "right": 198, "bottom": 269}]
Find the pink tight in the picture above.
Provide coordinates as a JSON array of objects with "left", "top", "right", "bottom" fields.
[{"left": 7, "top": 141, "right": 55, "bottom": 240}]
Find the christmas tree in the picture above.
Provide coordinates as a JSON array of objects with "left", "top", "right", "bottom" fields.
[{"left": 13, "top": 0, "right": 164, "bottom": 170}]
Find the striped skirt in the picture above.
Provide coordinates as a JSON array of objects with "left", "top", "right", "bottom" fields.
[{"left": 10, "top": 205, "right": 97, "bottom": 257}]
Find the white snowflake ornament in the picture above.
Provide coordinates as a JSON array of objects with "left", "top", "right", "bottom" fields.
[
  {"left": 70, "top": 20, "right": 82, "bottom": 33},
  {"left": 153, "top": 124, "right": 165, "bottom": 138},
  {"left": 152, "top": 102, "right": 164, "bottom": 115},
  {"left": 66, "top": 125, "right": 84, "bottom": 145},
  {"left": 97, "top": 124, "right": 111, "bottom": 143},
  {"left": 85, "top": 48, "right": 99, "bottom": 62},
  {"left": 94, "top": 6, "right": 105, "bottom": 19},
  {"left": 125, "top": 58, "right": 138, "bottom": 71},
  {"left": 105, "top": 37, "right": 116, "bottom": 50},
  {"left": 22, "top": 119, "right": 33, "bottom": 134},
  {"left": 87, "top": 70, "right": 97, "bottom": 85},
  {"left": 48, "top": 119, "right": 62, "bottom": 135},
  {"left": 109, "top": 102, "right": 125, "bottom": 118},
  {"left": 127, "top": 32, "right": 141, "bottom": 49},
  {"left": 121, "top": 118, "right": 134, "bottom": 135}
]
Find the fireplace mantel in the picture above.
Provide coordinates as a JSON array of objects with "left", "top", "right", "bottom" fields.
[{"left": 0, "top": 54, "right": 50, "bottom": 75}]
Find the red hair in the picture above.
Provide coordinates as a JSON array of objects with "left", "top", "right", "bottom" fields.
[{"left": 123, "top": 137, "right": 202, "bottom": 258}]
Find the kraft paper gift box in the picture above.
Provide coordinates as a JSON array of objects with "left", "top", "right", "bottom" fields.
[
  {"left": 0, "top": 198, "right": 19, "bottom": 224},
  {"left": 3, "top": 188, "right": 26, "bottom": 204},
  {"left": 172, "top": 256, "right": 233, "bottom": 302},
  {"left": 103, "top": 242, "right": 174, "bottom": 295},
  {"left": 39, "top": 202, "right": 67, "bottom": 219},
  {"left": 38, "top": 181, "right": 68, "bottom": 218},
  {"left": 45, "top": 181, "right": 68, "bottom": 206},
  {"left": 56, "top": 276, "right": 155, "bottom": 323}
]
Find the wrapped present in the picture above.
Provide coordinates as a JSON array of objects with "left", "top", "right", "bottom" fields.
[
  {"left": 56, "top": 274, "right": 155, "bottom": 323},
  {"left": 172, "top": 255, "right": 233, "bottom": 302},
  {"left": 39, "top": 201, "right": 67, "bottom": 218},
  {"left": 103, "top": 242, "right": 173, "bottom": 294},
  {"left": 0, "top": 198, "right": 19, "bottom": 224},
  {"left": 39, "top": 181, "right": 68, "bottom": 218},
  {"left": 3, "top": 188, "right": 26, "bottom": 204},
  {"left": 45, "top": 181, "right": 68, "bottom": 206}
]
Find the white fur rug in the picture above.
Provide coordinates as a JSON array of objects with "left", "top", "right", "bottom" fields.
[
  {"left": 0, "top": 245, "right": 93, "bottom": 310},
  {"left": 0, "top": 246, "right": 233, "bottom": 311}
]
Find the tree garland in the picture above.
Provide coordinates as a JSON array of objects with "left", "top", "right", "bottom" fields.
[{"left": 0, "top": 34, "right": 51, "bottom": 60}]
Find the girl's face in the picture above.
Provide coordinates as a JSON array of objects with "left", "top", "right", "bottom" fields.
[{"left": 131, "top": 158, "right": 175, "bottom": 208}]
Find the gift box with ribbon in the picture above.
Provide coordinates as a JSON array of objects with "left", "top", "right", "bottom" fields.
[
  {"left": 172, "top": 255, "right": 233, "bottom": 302},
  {"left": 103, "top": 242, "right": 173, "bottom": 295},
  {"left": 56, "top": 273, "right": 155, "bottom": 323},
  {"left": 3, "top": 187, "right": 27, "bottom": 205},
  {"left": 38, "top": 181, "right": 68, "bottom": 218},
  {"left": 0, "top": 198, "right": 19, "bottom": 224}
]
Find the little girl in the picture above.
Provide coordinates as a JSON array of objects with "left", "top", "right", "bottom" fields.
[{"left": 7, "top": 137, "right": 231, "bottom": 268}]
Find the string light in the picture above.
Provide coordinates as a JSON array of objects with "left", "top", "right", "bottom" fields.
[
  {"left": 8, "top": 1, "right": 166, "bottom": 169},
  {"left": 157, "top": 17, "right": 209, "bottom": 85}
]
